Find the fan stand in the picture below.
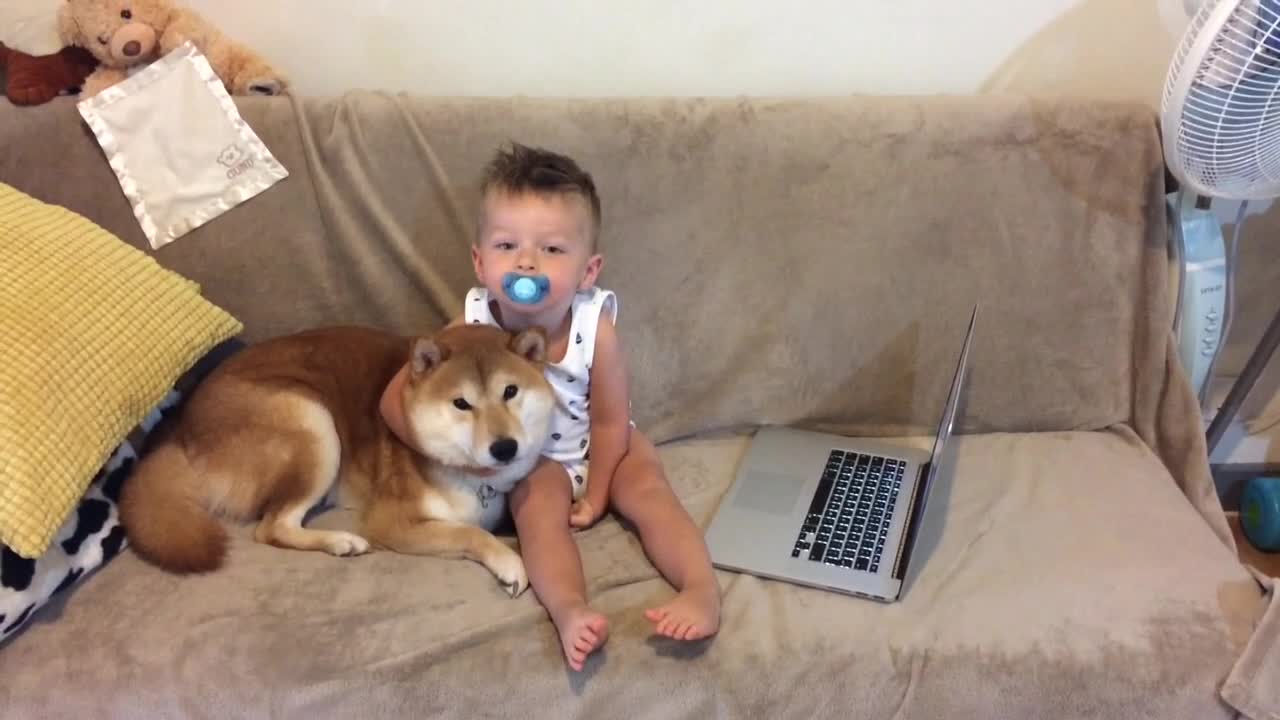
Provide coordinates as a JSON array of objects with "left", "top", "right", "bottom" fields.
[{"left": 1206, "top": 304, "right": 1280, "bottom": 454}]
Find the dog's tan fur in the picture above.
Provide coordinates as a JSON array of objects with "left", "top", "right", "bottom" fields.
[{"left": 118, "top": 324, "right": 555, "bottom": 596}]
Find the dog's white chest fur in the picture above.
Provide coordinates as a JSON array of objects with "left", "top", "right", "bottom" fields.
[{"left": 422, "top": 472, "right": 509, "bottom": 530}]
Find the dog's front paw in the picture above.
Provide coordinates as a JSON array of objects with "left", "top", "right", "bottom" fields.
[
  {"left": 489, "top": 547, "right": 528, "bottom": 597},
  {"left": 324, "top": 532, "right": 371, "bottom": 557}
]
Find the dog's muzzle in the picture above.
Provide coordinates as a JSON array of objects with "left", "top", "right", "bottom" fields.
[{"left": 489, "top": 438, "right": 519, "bottom": 464}]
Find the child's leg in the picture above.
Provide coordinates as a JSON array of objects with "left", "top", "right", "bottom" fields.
[
  {"left": 509, "top": 458, "right": 608, "bottom": 671},
  {"left": 610, "top": 430, "right": 721, "bottom": 640}
]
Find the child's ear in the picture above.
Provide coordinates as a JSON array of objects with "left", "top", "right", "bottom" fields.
[
  {"left": 579, "top": 254, "right": 603, "bottom": 290},
  {"left": 471, "top": 245, "right": 485, "bottom": 283}
]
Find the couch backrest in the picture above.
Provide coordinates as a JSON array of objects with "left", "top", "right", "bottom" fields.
[{"left": 0, "top": 93, "right": 1172, "bottom": 442}]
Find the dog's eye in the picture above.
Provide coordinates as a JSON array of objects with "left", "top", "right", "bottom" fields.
[
  {"left": 121, "top": 9, "right": 132, "bottom": 19},
  {"left": 97, "top": 34, "right": 109, "bottom": 45},
  {"left": 503, "top": 384, "right": 518, "bottom": 400},
  {"left": 453, "top": 398, "right": 472, "bottom": 411}
]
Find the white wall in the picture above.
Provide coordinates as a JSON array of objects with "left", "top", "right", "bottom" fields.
[{"left": 186, "top": 0, "right": 1193, "bottom": 105}]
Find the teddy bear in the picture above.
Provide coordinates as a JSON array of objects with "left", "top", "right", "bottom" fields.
[
  {"left": 0, "top": 0, "right": 97, "bottom": 105},
  {"left": 56, "top": 0, "right": 286, "bottom": 98},
  {"left": 0, "top": 42, "right": 98, "bottom": 105}
]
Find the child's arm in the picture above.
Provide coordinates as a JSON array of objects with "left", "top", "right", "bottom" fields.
[{"left": 570, "top": 315, "right": 631, "bottom": 528}]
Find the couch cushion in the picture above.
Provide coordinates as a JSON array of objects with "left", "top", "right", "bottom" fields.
[
  {"left": 0, "top": 96, "right": 344, "bottom": 345},
  {"left": 0, "top": 183, "right": 242, "bottom": 559},
  {"left": 0, "top": 429, "right": 1262, "bottom": 719},
  {"left": 0, "top": 94, "right": 1172, "bottom": 439}
]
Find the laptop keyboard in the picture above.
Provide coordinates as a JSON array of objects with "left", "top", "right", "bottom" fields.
[{"left": 792, "top": 450, "right": 904, "bottom": 572}]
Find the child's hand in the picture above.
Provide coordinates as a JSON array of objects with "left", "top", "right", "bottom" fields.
[{"left": 569, "top": 498, "right": 604, "bottom": 529}]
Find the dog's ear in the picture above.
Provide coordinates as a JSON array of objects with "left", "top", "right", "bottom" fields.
[
  {"left": 510, "top": 328, "right": 547, "bottom": 364},
  {"left": 411, "top": 337, "right": 449, "bottom": 376}
]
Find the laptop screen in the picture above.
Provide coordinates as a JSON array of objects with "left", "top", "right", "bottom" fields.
[
  {"left": 926, "top": 305, "right": 977, "bottom": 471},
  {"left": 891, "top": 305, "right": 977, "bottom": 582}
]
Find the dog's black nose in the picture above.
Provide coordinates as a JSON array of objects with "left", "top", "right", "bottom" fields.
[
  {"left": 123, "top": 41, "right": 141, "bottom": 56},
  {"left": 489, "top": 438, "right": 518, "bottom": 463}
]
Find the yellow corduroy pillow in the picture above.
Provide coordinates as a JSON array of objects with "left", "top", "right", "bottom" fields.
[{"left": 0, "top": 182, "right": 243, "bottom": 559}]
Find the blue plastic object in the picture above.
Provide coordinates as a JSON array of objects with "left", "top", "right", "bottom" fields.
[
  {"left": 502, "top": 273, "right": 550, "bottom": 305},
  {"left": 1241, "top": 476, "right": 1280, "bottom": 552}
]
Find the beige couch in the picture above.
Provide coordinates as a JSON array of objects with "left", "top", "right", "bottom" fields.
[{"left": 2, "top": 91, "right": 1279, "bottom": 719}]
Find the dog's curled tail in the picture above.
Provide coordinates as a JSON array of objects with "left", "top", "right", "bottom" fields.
[{"left": 119, "top": 443, "right": 227, "bottom": 574}]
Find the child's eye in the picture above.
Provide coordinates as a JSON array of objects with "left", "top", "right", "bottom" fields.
[
  {"left": 494, "top": 241, "right": 515, "bottom": 251},
  {"left": 544, "top": 246, "right": 565, "bottom": 254}
]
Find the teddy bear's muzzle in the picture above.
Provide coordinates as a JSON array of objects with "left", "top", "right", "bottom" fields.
[{"left": 109, "top": 24, "right": 157, "bottom": 66}]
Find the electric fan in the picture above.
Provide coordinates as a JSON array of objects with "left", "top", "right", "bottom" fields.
[{"left": 1161, "top": 0, "right": 1280, "bottom": 455}]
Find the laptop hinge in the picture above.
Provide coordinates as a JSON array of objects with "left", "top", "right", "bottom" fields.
[{"left": 891, "top": 462, "right": 930, "bottom": 581}]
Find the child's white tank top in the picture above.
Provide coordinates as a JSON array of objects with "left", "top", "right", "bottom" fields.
[{"left": 463, "top": 286, "right": 618, "bottom": 467}]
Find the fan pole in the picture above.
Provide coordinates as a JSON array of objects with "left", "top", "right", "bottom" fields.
[{"left": 1206, "top": 305, "right": 1280, "bottom": 454}]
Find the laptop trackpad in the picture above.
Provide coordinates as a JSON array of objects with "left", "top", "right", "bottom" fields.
[{"left": 731, "top": 472, "right": 805, "bottom": 516}]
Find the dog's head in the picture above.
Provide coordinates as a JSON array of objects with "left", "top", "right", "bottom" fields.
[{"left": 402, "top": 324, "right": 554, "bottom": 487}]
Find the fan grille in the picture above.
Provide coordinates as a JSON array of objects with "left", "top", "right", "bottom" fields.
[{"left": 1163, "top": 0, "right": 1280, "bottom": 199}]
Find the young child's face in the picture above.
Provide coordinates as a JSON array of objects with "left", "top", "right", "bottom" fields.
[{"left": 473, "top": 190, "right": 602, "bottom": 321}]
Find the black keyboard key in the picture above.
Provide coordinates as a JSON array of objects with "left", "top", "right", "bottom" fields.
[
  {"left": 806, "top": 472, "right": 837, "bottom": 517},
  {"left": 797, "top": 452, "right": 909, "bottom": 572}
]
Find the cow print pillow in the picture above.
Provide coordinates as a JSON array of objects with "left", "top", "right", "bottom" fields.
[{"left": 0, "top": 390, "right": 180, "bottom": 646}]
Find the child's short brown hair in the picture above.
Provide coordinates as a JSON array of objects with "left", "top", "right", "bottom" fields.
[{"left": 480, "top": 142, "right": 601, "bottom": 249}]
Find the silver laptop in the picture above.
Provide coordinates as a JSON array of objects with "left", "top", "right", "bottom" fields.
[{"left": 705, "top": 305, "right": 977, "bottom": 602}]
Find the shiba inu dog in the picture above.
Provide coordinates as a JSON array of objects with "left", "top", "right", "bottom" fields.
[{"left": 118, "top": 324, "right": 554, "bottom": 596}]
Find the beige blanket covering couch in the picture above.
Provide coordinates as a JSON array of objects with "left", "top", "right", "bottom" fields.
[{"left": 2, "top": 92, "right": 1279, "bottom": 719}]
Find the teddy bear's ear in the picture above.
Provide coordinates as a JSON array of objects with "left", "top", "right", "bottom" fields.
[
  {"left": 56, "top": 3, "right": 82, "bottom": 47},
  {"left": 152, "top": 0, "right": 176, "bottom": 29}
]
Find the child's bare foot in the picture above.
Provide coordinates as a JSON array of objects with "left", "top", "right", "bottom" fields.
[
  {"left": 552, "top": 605, "right": 609, "bottom": 671},
  {"left": 643, "top": 581, "right": 721, "bottom": 640}
]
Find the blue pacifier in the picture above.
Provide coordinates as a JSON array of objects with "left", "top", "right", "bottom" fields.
[{"left": 502, "top": 272, "right": 551, "bottom": 305}]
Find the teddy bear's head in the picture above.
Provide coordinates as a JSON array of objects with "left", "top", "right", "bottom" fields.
[{"left": 56, "top": 0, "right": 174, "bottom": 69}]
